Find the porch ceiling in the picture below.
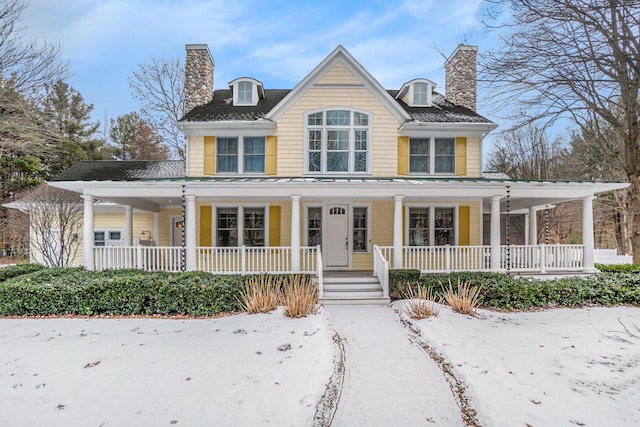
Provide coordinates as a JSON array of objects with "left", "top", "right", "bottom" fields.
[{"left": 49, "top": 177, "right": 629, "bottom": 213}]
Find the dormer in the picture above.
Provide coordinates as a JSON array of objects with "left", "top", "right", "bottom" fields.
[
  {"left": 396, "top": 78, "right": 436, "bottom": 107},
  {"left": 228, "top": 77, "right": 265, "bottom": 106}
]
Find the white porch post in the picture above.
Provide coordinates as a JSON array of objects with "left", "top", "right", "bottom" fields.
[
  {"left": 393, "top": 195, "right": 404, "bottom": 269},
  {"left": 582, "top": 195, "right": 596, "bottom": 272},
  {"left": 124, "top": 205, "right": 133, "bottom": 246},
  {"left": 528, "top": 207, "right": 537, "bottom": 245},
  {"left": 82, "top": 195, "right": 94, "bottom": 270},
  {"left": 185, "top": 195, "right": 197, "bottom": 271},
  {"left": 153, "top": 212, "right": 159, "bottom": 244},
  {"left": 291, "top": 195, "right": 301, "bottom": 272},
  {"left": 490, "top": 195, "right": 502, "bottom": 271}
]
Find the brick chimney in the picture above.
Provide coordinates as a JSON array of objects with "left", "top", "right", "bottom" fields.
[
  {"left": 444, "top": 44, "right": 478, "bottom": 111},
  {"left": 184, "top": 44, "right": 214, "bottom": 114}
]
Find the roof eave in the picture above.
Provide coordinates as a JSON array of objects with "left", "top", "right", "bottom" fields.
[
  {"left": 178, "top": 119, "right": 276, "bottom": 137},
  {"left": 399, "top": 121, "right": 498, "bottom": 137}
]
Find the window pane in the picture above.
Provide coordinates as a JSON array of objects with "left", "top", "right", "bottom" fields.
[
  {"left": 354, "top": 112, "right": 368, "bottom": 126},
  {"left": 355, "top": 130, "right": 367, "bottom": 151},
  {"left": 327, "top": 152, "right": 348, "bottom": 171},
  {"left": 409, "top": 138, "right": 430, "bottom": 173},
  {"left": 309, "top": 130, "right": 322, "bottom": 151},
  {"left": 244, "top": 208, "right": 265, "bottom": 246},
  {"left": 413, "top": 82, "right": 428, "bottom": 105},
  {"left": 244, "top": 137, "right": 265, "bottom": 173},
  {"left": 410, "top": 138, "right": 430, "bottom": 154},
  {"left": 238, "top": 81, "right": 252, "bottom": 103},
  {"left": 217, "top": 138, "right": 238, "bottom": 173},
  {"left": 409, "top": 208, "right": 429, "bottom": 246},
  {"left": 109, "top": 231, "right": 121, "bottom": 240},
  {"left": 308, "top": 207, "right": 322, "bottom": 247},
  {"left": 94, "top": 232, "right": 105, "bottom": 247},
  {"left": 435, "top": 138, "right": 455, "bottom": 155},
  {"left": 217, "top": 208, "right": 238, "bottom": 247},
  {"left": 326, "top": 110, "right": 350, "bottom": 126},
  {"left": 435, "top": 156, "right": 454, "bottom": 173},
  {"left": 353, "top": 207, "right": 367, "bottom": 252},
  {"left": 309, "top": 151, "right": 321, "bottom": 172},
  {"left": 434, "top": 208, "right": 454, "bottom": 246},
  {"left": 327, "top": 130, "right": 349, "bottom": 150},
  {"left": 355, "top": 152, "right": 367, "bottom": 172},
  {"left": 308, "top": 112, "right": 323, "bottom": 126},
  {"left": 435, "top": 137, "right": 455, "bottom": 173}
]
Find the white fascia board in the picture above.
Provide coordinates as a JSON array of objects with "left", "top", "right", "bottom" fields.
[
  {"left": 265, "top": 46, "right": 411, "bottom": 124},
  {"left": 399, "top": 122, "right": 498, "bottom": 137},
  {"left": 178, "top": 120, "right": 276, "bottom": 137}
]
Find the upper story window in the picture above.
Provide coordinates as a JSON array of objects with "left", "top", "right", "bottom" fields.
[
  {"left": 217, "top": 136, "right": 265, "bottom": 174},
  {"left": 409, "top": 137, "right": 455, "bottom": 174},
  {"left": 305, "top": 109, "right": 371, "bottom": 174},
  {"left": 396, "top": 78, "right": 435, "bottom": 107},
  {"left": 229, "top": 77, "right": 264, "bottom": 106}
]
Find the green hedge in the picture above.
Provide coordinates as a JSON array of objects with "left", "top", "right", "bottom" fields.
[
  {"left": 391, "top": 271, "right": 640, "bottom": 311},
  {"left": 0, "top": 269, "right": 244, "bottom": 316},
  {"left": 0, "top": 263, "right": 46, "bottom": 282},
  {"left": 596, "top": 263, "right": 640, "bottom": 273}
]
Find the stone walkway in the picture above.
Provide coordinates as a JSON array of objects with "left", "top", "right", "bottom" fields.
[{"left": 324, "top": 305, "right": 464, "bottom": 426}]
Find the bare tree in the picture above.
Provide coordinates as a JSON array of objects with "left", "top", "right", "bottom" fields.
[
  {"left": 129, "top": 57, "right": 184, "bottom": 159},
  {"left": 480, "top": 0, "right": 640, "bottom": 261},
  {"left": 19, "top": 185, "right": 82, "bottom": 267},
  {"left": 0, "top": 0, "right": 68, "bottom": 96}
]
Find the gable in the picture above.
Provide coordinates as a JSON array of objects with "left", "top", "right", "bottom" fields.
[{"left": 316, "top": 60, "right": 362, "bottom": 86}]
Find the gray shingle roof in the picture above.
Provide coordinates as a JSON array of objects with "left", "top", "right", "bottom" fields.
[
  {"left": 50, "top": 161, "right": 185, "bottom": 181},
  {"left": 180, "top": 89, "right": 492, "bottom": 124}
]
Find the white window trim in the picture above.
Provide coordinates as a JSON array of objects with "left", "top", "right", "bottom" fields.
[
  {"left": 404, "top": 204, "right": 459, "bottom": 246},
  {"left": 231, "top": 78, "right": 260, "bottom": 106},
  {"left": 216, "top": 136, "right": 266, "bottom": 175},
  {"left": 94, "top": 228, "right": 124, "bottom": 247},
  {"left": 408, "top": 81, "right": 433, "bottom": 107},
  {"left": 211, "top": 203, "right": 270, "bottom": 247},
  {"left": 303, "top": 203, "right": 324, "bottom": 247},
  {"left": 408, "top": 136, "right": 456, "bottom": 176},
  {"left": 351, "top": 203, "right": 372, "bottom": 253},
  {"left": 303, "top": 108, "right": 372, "bottom": 175}
]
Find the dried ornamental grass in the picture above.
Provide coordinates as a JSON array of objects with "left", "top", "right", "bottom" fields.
[
  {"left": 241, "top": 275, "right": 282, "bottom": 314},
  {"left": 282, "top": 274, "right": 318, "bottom": 318},
  {"left": 404, "top": 285, "right": 441, "bottom": 319},
  {"left": 442, "top": 279, "right": 482, "bottom": 316}
]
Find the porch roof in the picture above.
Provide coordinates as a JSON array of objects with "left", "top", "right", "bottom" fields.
[{"left": 49, "top": 173, "right": 629, "bottom": 214}]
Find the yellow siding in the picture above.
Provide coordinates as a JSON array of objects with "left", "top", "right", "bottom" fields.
[
  {"left": 397, "top": 136, "right": 409, "bottom": 175},
  {"left": 266, "top": 136, "right": 277, "bottom": 175},
  {"left": 269, "top": 205, "right": 281, "bottom": 246},
  {"left": 466, "top": 137, "right": 481, "bottom": 177},
  {"left": 204, "top": 136, "right": 215, "bottom": 175},
  {"left": 200, "top": 205, "right": 212, "bottom": 246},
  {"left": 188, "top": 136, "right": 205, "bottom": 176},
  {"left": 158, "top": 208, "right": 181, "bottom": 246},
  {"left": 316, "top": 61, "right": 362, "bottom": 85},
  {"left": 276, "top": 87, "right": 401, "bottom": 176},
  {"left": 456, "top": 137, "right": 467, "bottom": 176}
]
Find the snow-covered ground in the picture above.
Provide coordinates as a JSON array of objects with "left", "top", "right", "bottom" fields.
[
  {"left": 401, "top": 303, "right": 640, "bottom": 427},
  {"left": 2, "top": 304, "right": 639, "bottom": 426},
  {"left": 0, "top": 309, "right": 334, "bottom": 427}
]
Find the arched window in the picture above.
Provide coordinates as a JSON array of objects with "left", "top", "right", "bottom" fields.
[{"left": 305, "top": 109, "right": 371, "bottom": 174}]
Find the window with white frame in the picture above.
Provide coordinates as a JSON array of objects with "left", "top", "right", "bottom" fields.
[
  {"left": 409, "top": 137, "right": 455, "bottom": 174},
  {"left": 237, "top": 81, "right": 253, "bottom": 104},
  {"left": 353, "top": 206, "right": 368, "bottom": 252},
  {"left": 94, "top": 230, "right": 123, "bottom": 247},
  {"left": 413, "top": 82, "right": 429, "bottom": 105},
  {"left": 307, "top": 207, "right": 322, "bottom": 247},
  {"left": 216, "top": 206, "right": 266, "bottom": 247},
  {"left": 305, "top": 109, "right": 370, "bottom": 174},
  {"left": 408, "top": 206, "right": 455, "bottom": 246},
  {"left": 216, "top": 136, "right": 265, "bottom": 174}
]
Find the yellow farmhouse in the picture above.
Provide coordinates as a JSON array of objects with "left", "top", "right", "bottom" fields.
[{"left": 43, "top": 44, "right": 627, "bottom": 303}]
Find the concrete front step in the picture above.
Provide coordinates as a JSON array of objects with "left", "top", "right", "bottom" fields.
[
  {"left": 320, "top": 297, "right": 390, "bottom": 305},
  {"left": 319, "top": 274, "right": 388, "bottom": 305}
]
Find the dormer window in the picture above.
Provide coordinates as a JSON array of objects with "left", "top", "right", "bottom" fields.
[
  {"left": 396, "top": 78, "right": 436, "bottom": 107},
  {"left": 229, "top": 77, "right": 264, "bottom": 106}
]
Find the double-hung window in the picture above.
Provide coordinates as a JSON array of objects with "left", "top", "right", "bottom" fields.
[
  {"left": 413, "top": 82, "right": 429, "bottom": 105},
  {"left": 216, "top": 206, "right": 266, "bottom": 247},
  {"left": 408, "top": 206, "right": 456, "bottom": 246},
  {"left": 306, "top": 109, "right": 370, "bottom": 174},
  {"left": 237, "top": 81, "right": 253, "bottom": 104},
  {"left": 409, "top": 137, "right": 455, "bottom": 174},
  {"left": 216, "top": 137, "right": 265, "bottom": 174}
]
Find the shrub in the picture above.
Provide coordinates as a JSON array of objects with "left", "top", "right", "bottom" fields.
[
  {"left": 0, "top": 263, "right": 46, "bottom": 282},
  {"left": 282, "top": 274, "right": 318, "bottom": 318},
  {"left": 596, "top": 263, "right": 640, "bottom": 273},
  {"left": 240, "top": 274, "right": 282, "bottom": 314},
  {"left": 389, "top": 269, "right": 421, "bottom": 299},
  {"left": 404, "top": 285, "right": 440, "bottom": 319},
  {"left": 442, "top": 279, "right": 482, "bottom": 316}
]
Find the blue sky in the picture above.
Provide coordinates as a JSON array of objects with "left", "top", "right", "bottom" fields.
[{"left": 22, "top": 0, "right": 501, "bottom": 133}]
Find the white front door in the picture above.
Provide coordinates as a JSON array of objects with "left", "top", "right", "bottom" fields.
[{"left": 325, "top": 204, "right": 349, "bottom": 267}]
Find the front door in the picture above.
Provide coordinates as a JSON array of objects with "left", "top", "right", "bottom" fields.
[{"left": 325, "top": 205, "right": 349, "bottom": 268}]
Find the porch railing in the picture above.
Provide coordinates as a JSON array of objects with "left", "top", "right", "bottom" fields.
[
  {"left": 377, "top": 244, "right": 585, "bottom": 273},
  {"left": 373, "top": 245, "right": 389, "bottom": 298},
  {"left": 94, "top": 245, "right": 320, "bottom": 275}
]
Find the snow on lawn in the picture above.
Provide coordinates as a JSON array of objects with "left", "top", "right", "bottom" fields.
[
  {"left": 400, "top": 303, "right": 640, "bottom": 427},
  {"left": 0, "top": 309, "right": 334, "bottom": 427}
]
